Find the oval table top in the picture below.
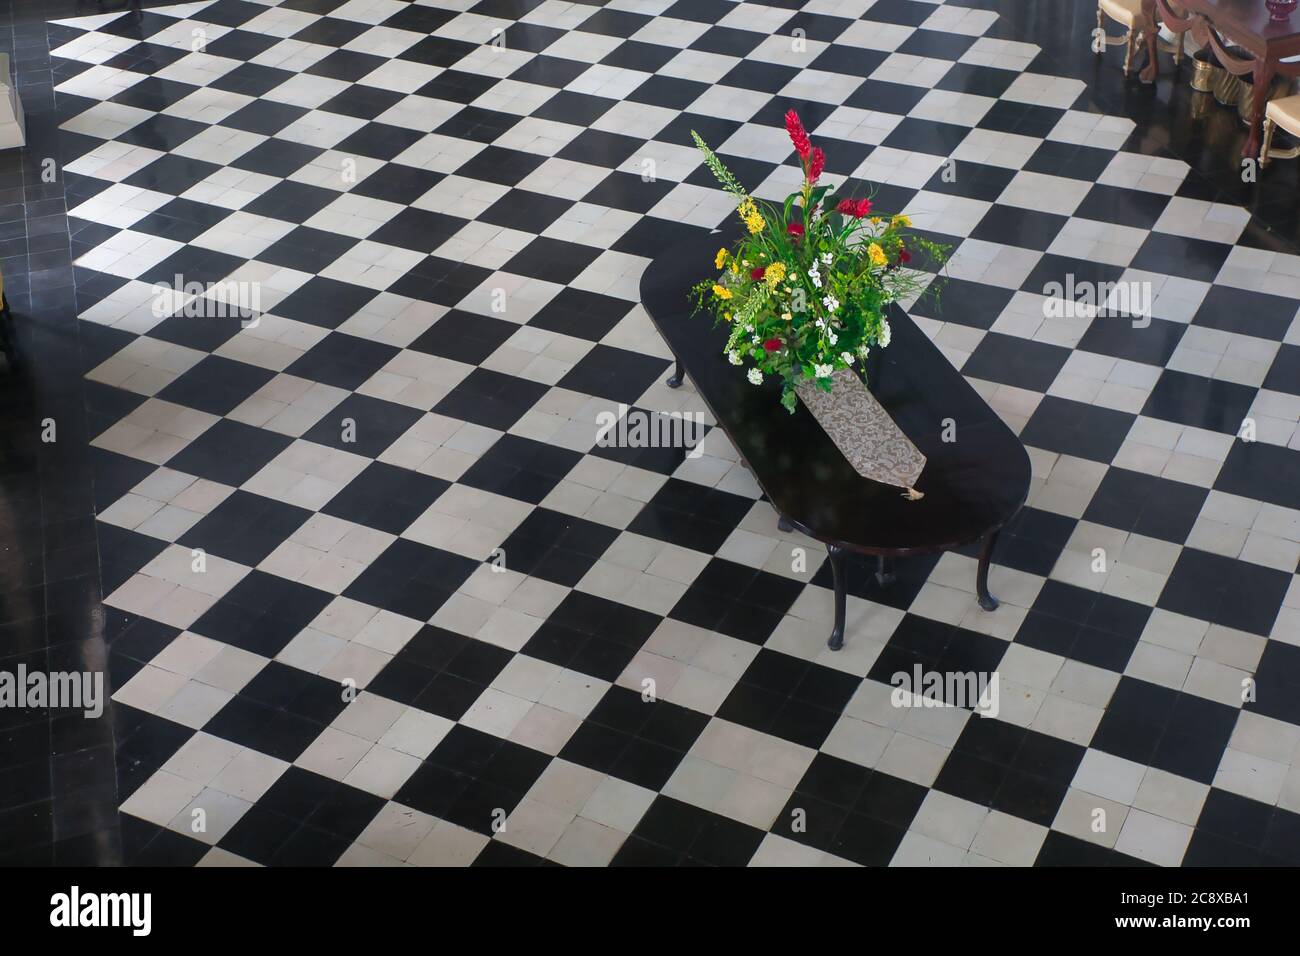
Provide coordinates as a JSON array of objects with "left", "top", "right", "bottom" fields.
[{"left": 640, "top": 231, "right": 1032, "bottom": 557}]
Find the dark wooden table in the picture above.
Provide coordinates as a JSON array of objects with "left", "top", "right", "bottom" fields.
[
  {"left": 640, "top": 233, "right": 1032, "bottom": 650},
  {"left": 1140, "top": 0, "right": 1300, "bottom": 159}
]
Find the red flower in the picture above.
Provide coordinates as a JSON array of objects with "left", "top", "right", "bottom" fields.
[
  {"left": 837, "top": 197, "right": 872, "bottom": 219},
  {"left": 899, "top": 247, "right": 912, "bottom": 264},
  {"left": 808, "top": 147, "right": 825, "bottom": 183},
  {"left": 763, "top": 338, "right": 782, "bottom": 352},
  {"left": 784, "top": 110, "right": 811, "bottom": 160},
  {"left": 787, "top": 222, "right": 804, "bottom": 239},
  {"left": 750, "top": 266, "right": 765, "bottom": 280}
]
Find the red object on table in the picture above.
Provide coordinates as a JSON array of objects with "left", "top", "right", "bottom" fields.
[
  {"left": 1139, "top": 0, "right": 1300, "bottom": 159},
  {"left": 1265, "top": 1, "right": 1297, "bottom": 21}
]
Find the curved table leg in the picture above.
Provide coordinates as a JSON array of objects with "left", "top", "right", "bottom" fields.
[
  {"left": 875, "top": 556, "right": 895, "bottom": 587},
  {"left": 827, "top": 545, "right": 846, "bottom": 651},
  {"left": 977, "top": 530, "right": 1000, "bottom": 612},
  {"left": 1138, "top": 0, "right": 1159, "bottom": 85},
  {"left": 1244, "top": 61, "right": 1277, "bottom": 162},
  {"left": 665, "top": 359, "right": 684, "bottom": 388}
]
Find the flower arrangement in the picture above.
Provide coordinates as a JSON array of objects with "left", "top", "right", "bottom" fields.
[{"left": 689, "top": 110, "right": 947, "bottom": 413}]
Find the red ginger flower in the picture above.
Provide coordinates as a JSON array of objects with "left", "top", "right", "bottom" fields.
[
  {"left": 763, "top": 338, "right": 782, "bottom": 352},
  {"left": 836, "top": 197, "right": 873, "bottom": 219},
  {"left": 750, "top": 266, "right": 765, "bottom": 280},
  {"left": 787, "top": 222, "right": 804, "bottom": 239},
  {"left": 899, "top": 247, "right": 912, "bottom": 264},
  {"left": 784, "top": 110, "right": 811, "bottom": 159},
  {"left": 808, "top": 147, "right": 825, "bottom": 183}
]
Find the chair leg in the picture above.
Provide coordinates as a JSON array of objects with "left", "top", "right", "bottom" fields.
[
  {"left": 1123, "top": 29, "right": 1135, "bottom": 76},
  {"left": 1260, "top": 117, "right": 1276, "bottom": 168},
  {"left": 1175, "top": 31, "right": 1185, "bottom": 65}
]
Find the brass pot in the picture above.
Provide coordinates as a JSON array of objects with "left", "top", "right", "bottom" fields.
[
  {"left": 1238, "top": 75, "right": 1292, "bottom": 126},
  {"left": 1213, "top": 68, "right": 1246, "bottom": 106},
  {"left": 1191, "top": 54, "right": 1220, "bottom": 93}
]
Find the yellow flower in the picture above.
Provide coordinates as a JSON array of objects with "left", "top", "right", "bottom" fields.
[
  {"left": 724, "top": 312, "right": 732, "bottom": 322},
  {"left": 738, "top": 198, "right": 765, "bottom": 234},
  {"left": 870, "top": 216, "right": 883, "bottom": 226},
  {"left": 781, "top": 312, "right": 792, "bottom": 322},
  {"left": 867, "top": 243, "right": 887, "bottom": 268},
  {"left": 712, "top": 284, "right": 732, "bottom": 300},
  {"left": 765, "top": 262, "right": 786, "bottom": 288},
  {"left": 892, "top": 214, "right": 911, "bottom": 228},
  {"left": 714, "top": 247, "right": 728, "bottom": 270}
]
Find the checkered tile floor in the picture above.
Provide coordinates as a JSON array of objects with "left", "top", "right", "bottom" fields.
[{"left": 55, "top": 0, "right": 1300, "bottom": 866}]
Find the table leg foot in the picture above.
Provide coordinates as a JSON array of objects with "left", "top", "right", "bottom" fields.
[
  {"left": 827, "top": 545, "right": 846, "bottom": 651},
  {"left": 665, "top": 360, "right": 683, "bottom": 388},
  {"left": 777, "top": 516, "right": 793, "bottom": 533},
  {"left": 977, "top": 530, "right": 1000, "bottom": 612},
  {"left": 875, "top": 555, "right": 895, "bottom": 588}
]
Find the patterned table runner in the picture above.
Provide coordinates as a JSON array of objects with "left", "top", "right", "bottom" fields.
[{"left": 795, "top": 368, "right": 926, "bottom": 499}]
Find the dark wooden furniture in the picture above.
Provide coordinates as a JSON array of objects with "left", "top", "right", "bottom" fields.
[
  {"left": 1140, "top": 0, "right": 1300, "bottom": 159},
  {"left": 640, "top": 233, "right": 1032, "bottom": 650},
  {"left": 0, "top": 269, "right": 12, "bottom": 366}
]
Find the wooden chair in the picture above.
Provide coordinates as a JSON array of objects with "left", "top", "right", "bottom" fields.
[
  {"left": 1260, "top": 95, "right": 1300, "bottom": 167},
  {"left": 1096, "top": 0, "right": 1185, "bottom": 77}
]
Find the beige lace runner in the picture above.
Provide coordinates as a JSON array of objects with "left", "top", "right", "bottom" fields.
[{"left": 795, "top": 368, "right": 926, "bottom": 499}]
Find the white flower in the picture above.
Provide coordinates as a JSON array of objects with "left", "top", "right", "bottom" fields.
[
  {"left": 814, "top": 363, "right": 833, "bottom": 379},
  {"left": 858, "top": 345, "right": 870, "bottom": 360},
  {"left": 821, "top": 294, "right": 839, "bottom": 313},
  {"left": 727, "top": 349, "right": 742, "bottom": 365},
  {"left": 879, "top": 319, "right": 891, "bottom": 348},
  {"left": 747, "top": 367, "right": 763, "bottom": 385},
  {"left": 807, "top": 266, "right": 822, "bottom": 289},
  {"left": 827, "top": 330, "right": 838, "bottom": 346},
  {"left": 821, "top": 252, "right": 833, "bottom": 266},
  {"left": 841, "top": 351, "right": 854, "bottom": 365}
]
